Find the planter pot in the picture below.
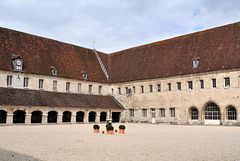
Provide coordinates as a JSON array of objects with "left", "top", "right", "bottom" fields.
[
  {"left": 107, "top": 130, "right": 114, "bottom": 135},
  {"left": 94, "top": 129, "right": 100, "bottom": 133},
  {"left": 119, "top": 129, "right": 125, "bottom": 134}
]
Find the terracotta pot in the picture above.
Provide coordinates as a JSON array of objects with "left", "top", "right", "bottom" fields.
[
  {"left": 107, "top": 130, "right": 114, "bottom": 135},
  {"left": 94, "top": 129, "right": 99, "bottom": 133},
  {"left": 119, "top": 129, "right": 125, "bottom": 134}
]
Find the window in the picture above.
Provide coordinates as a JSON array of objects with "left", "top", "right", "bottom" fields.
[
  {"left": 141, "top": 86, "right": 144, "bottom": 93},
  {"left": 170, "top": 108, "right": 175, "bottom": 117},
  {"left": 24, "top": 77, "right": 29, "bottom": 87},
  {"left": 7, "top": 75, "right": 13, "bottom": 86},
  {"left": 89, "top": 85, "right": 92, "bottom": 93},
  {"left": 205, "top": 103, "right": 220, "bottom": 120},
  {"left": 149, "top": 85, "right": 153, "bottom": 93},
  {"left": 142, "top": 109, "right": 147, "bottom": 117},
  {"left": 78, "top": 83, "right": 81, "bottom": 93},
  {"left": 160, "top": 108, "right": 165, "bottom": 117},
  {"left": 53, "top": 81, "right": 57, "bottom": 90},
  {"left": 151, "top": 108, "right": 156, "bottom": 118},
  {"left": 191, "top": 108, "right": 198, "bottom": 120},
  {"left": 168, "top": 83, "right": 171, "bottom": 91},
  {"left": 177, "top": 82, "right": 181, "bottom": 90},
  {"left": 157, "top": 84, "right": 161, "bottom": 92},
  {"left": 188, "top": 81, "right": 193, "bottom": 90},
  {"left": 133, "top": 86, "right": 135, "bottom": 94},
  {"left": 125, "top": 87, "right": 128, "bottom": 94},
  {"left": 227, "top": 106, "right": 236, "bottom": 120},
  {"left": 212, "top": 79, "right": 216, "bottom": 88},
  {"left": 66, "top": 82, "right": 70, "bottom": 91},
  {"left": 193, "top": 57, "right": 200, "bottom": 68},
  {"left": 200, "top": 80, "right": 204, "bottom": 89},
  {"left": 130, "top": 109, "right": 134, "bottom": 117},
  {"left": 118, "top": 88, "right": 121, "bottom": 95},
  {"left": 51, "top": 66, "right": 57, "bottom": 76},
  {"left": 112, "top": 88, "right": 114, "bottom": 95},
  {"left": 225, "top": 77, "right": 230, "bottom": 87},
  {"left": 98, "top": 86, "right": 102, "bottom": 95},
  {"left": 39, "top": 79, "right": 44, "bottom": 89}
]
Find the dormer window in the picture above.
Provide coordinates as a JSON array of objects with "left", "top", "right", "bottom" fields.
[
  {"left": 51, "top": 66, "right": 57, "bottom": 76},
  {"left": 82, "top": 71, "right": 88, "bottom": 80},
  {"left": 193, "top": 57, "right": 200, "bottom": 68},
  {"left": 12, "top": 55, "right": 23, "bottom": 71}
]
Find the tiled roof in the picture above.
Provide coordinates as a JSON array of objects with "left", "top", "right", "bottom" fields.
[
  {"left": 0, "top": 87, "right": 124, "bottom": 109},
  {"left": 109, "top": 21, "right": 240, "bottom": 82},
  {"left": 0, "top": 27, "right": 108, "bottom": 83}
]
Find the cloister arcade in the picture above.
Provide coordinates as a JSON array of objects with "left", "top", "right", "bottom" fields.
[{"left": 0, "top": 108, "right": 121, "bottom": 125}]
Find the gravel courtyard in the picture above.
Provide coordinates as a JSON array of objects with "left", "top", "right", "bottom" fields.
[{"left": 0, "top": 123, "right": 240, "bottom": 161}]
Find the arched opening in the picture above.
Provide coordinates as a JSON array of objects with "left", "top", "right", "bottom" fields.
[
  {"left": 190, "top": 107, "right": 198, "bottom": 120},
  {"left": 76, "top": 111, "right": 84, "bottom": 122},
  {"left": 112, "top": 112, "right": 120, "bottom": 122},
  {"left": 13, "top": 110, "right": 26, "bottom": 123},
  {"left": 100, "top": 112, "right": 107, "bottom": 122},
  {"left": 48, "top": 111, "right": 57, "bottom": 123},
  {"left": 204, "top": 103, "right": 220, "bottom": 124},
  {"left": 31, "top": 110, "right": 42, "bottom": 123},
  {"left": 88, "top": 111, "right": 96, "bottom": 122},
  {"left": 62, "top": 111, "right": 71, "bottom": 122},
  {"left": 0, "top": 110, "right": 7, "bottom": 123},
  {"left": 227, "top": 106, "right": 237, "bottom": 120}
]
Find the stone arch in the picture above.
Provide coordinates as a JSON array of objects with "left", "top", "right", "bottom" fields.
[
  {"left": 76, "top": 111, "right": 84, "bottom": 122},
  {"left": 204, "top": 102, "right": 221, "bottom": 124},
  {"left": 48, "top": 111, "right": 58, "bottom": 123},
  {"left": 0, "top": 110, "right": 7, "bottom": 123},
  {"left": 189, "top": 107, "right": 198, "bottom": 120},
  {"left": 100, "top": 112, "right": 107, "bottom": 122},
  {"left": 62, "top": 111, "right": 71, "bottom": 122},
  {"left": 31, "top": 110, "right": 42, "bottom": 123},
  {"left": 88, "top": 111, "right": 96, "bottom": 122},
  {"left": 226, "top": 106, "right": 237, "bottom": 120},
  {"left": 13, "top": 110, "right": 26, "bottom": 123}
]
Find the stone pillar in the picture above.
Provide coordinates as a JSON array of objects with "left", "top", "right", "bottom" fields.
[
  {"left": 25, "top": 114, "right": 32, "bottom": 125},
  {"left": 57, "top": 114, "right": 62, "bottom": 124},
  {"left": 71, "top": 114, "right": 76, "bottom": 124},
  {"left": 84, "top": 112, "right": 89, "bottom": 123},
  {"left": 42, "top": 114, "right": 48, "bottom": 124},
  {"left": 6, "top": 114, "right": 13, "bottom": 125},
  {"left": 96, "top": 113, "right": 100, "bottom": 123}
]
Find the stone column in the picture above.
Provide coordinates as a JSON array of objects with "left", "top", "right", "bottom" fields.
[
  {"left": 42, "top": 114, "right": 48, "bottom": 124},
  {"left": 25, "top": 114, "right": 32, "bottom": 125},
  {"left": 84, "top": 112, "right": 89, "bottom": 123},
  {"left": 6, "top": 114, "right": 13, "bottom": 125},
  {"left": 71, "top": 114, "right": 76, "bottom": 124},
  {"left": 95, "top": 112, "right": 100, "bottom": 123},
  {"left": 57, "top": 114, "right": 63, "bottom": 124}
]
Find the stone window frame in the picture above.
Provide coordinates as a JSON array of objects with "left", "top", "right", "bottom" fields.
[
  {"left": 224, "top": 77, "right": 230, "bottom": 88},
  {"left": 66, "top": 82, "right": 70, "bottom": 92},
  {"left": 23, "top": 77, "right": 29, "bottom": 88},
  {"left": 7, "top": 75, "right": 13, "bottom": 86},
  {"left": 170, "top": 108, "right": 175, "bottom": 117},
  {"left": 88, "top": 85, "right": 93, "bottom": 94},
  {"left": 130, "top": 109, "right": 134, "bottom": 117},
  {"left": 149, "top": 85, "right": 153, "bottom": 93},
  {"left": 167, "top": 83, "right": 171, "bottom": 92},
  {"left": 188, "top": 81, "right": 193, "bottom": 90},
  {"left": 160, "top": 108, "right": 165, "bottom": 117},
  {"left": 157, "top": 84, "right": 161, "bottom": 92},
  {"left": 98, "top": 86, "right": 102, "bottom": 95},
  {"left": 212, "top": 78, "right": 216, "bottom": 88},
  {"left": 177, "top": 82, "right": 181, "bottom": 90},
  {"left": 39, "top": 79, "right": 44, "bottom": 89},
  {"left": 200, "top": 80, "right": 204, "bottom": 89},
  {"left": 53, "top": 80, "right": 57, "bottom": 91}
]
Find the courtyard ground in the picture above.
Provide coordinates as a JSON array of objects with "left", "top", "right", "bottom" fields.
[{"left": 0, "top": 123, "right": 240, "bottom": 161}]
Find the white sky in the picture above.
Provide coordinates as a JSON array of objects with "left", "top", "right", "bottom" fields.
[{"left": 0, "top": 0, "right": 239, "bottom": 53}]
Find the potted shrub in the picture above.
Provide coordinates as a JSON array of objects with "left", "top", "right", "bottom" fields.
[
  {"left": 106, "top": 124, "right": 114, "bottom": 134},
  {"left": 119, "top": 125, "right": 126, "bottom": 134},
  {"left": 93, "top": 124, "right": 100, "bottom": 133}
]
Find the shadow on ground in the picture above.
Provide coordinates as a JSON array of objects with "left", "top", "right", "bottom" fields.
[{"left": 0, "top": 148, "right": 42, "bottom": 161}]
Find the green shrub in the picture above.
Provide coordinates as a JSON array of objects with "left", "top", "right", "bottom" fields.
[
  {"left": 106, "top": 125, "right": 114, "bottom": 131},
  {"left": 93, "top": 124, "right": 100, "bottom": 129},
  {"left": 119, "top": 125, "right": 126, "bottom": 130}
]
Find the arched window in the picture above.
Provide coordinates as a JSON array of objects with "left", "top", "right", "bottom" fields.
[
  {"left": 31, "top": 110, "right": 42, "bottom": 123},
  {"left": 13, "top": 110, "right": 26, "bottom": 123},
  {"left": 227, "top": 106, "right": 236, "bottom": 120},
  {"left": 48, "top": 111, "right": 58, "bottom": 123},
  {"left": 191, "top": 108, "right": 198, "bottom": 120},
  {"left": 62, "top": 111, "right": 71, "bottom": 122},
  {"left": 205, "top": 103, "right": 220, "bottom": 120},
  {"left": 0, "top": 110, "right": 7, "bottom": 123},
  {"left": 89, "top": 112, "right": 96, "bottom": 122},
  {"left": 100, "top": 112, "right": 107, "bottom": 122},
  {"left": 76, "top": 111, "right": 84, "bottom": 122}
]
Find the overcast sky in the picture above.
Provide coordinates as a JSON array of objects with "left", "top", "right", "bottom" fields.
[{"left": 0, "top": 0, "right": 239, "bottom": 53}]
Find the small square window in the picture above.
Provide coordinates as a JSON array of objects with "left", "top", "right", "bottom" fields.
[
  {"left": 177, "top": 82, "right": 181, "bottom": 90},
  {"left": 225, "top": 77, "right": 230, "bottom": 87}
]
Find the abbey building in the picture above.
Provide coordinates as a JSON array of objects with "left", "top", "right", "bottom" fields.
[{"left": 0, "top": 21, "right": 240, "bottom": 125}]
